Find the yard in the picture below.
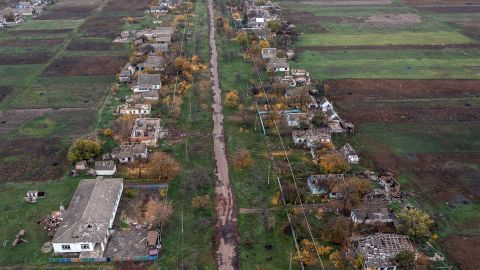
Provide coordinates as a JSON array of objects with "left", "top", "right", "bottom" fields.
[{"left": 280, "top": 0, "right": 480, "bottom": 268}]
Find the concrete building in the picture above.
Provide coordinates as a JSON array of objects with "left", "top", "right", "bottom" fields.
[
  {"left": 130, "top": 118, "right": 161, "bottom": 146},
  {"left": 52, "top": 178, "right": 123, "bottom": 257}
]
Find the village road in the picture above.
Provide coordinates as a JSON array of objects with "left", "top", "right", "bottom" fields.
[{"left": 208, "top": 0, "right": 239, "bottom": 269}]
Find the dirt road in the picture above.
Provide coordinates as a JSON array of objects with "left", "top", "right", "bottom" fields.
[{"left": 208, "top": 0, "right": 239, "bottom": 269}]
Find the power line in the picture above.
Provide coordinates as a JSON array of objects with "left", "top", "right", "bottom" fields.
[{"left": 239, "top": 30, "right": 327, "bottom": 270}]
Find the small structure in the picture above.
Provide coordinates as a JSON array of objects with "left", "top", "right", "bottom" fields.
[
  {"left": 151, "top": 43, "right": 169, "bottom": 53},
  {"left": 112, "top": 142, "right": 148, "bottom": 163},
  {"left": 52, "top": 178, "right": 123, "bottom": 256},
  {"left": 351, "top": 198, "right": 393, "bottom": 224},
  {"left": 284, "top": 112, "right": 312, "bottom": 128},
  {"left": 75, "top": 160, "right": 88, "bottom": 170},
  {"left": 116, "top": 103, "right": 151, "bottom": 115},
  {"left": 24, "top": 190, "right": 45, "bottom": 202},
  {"left": 147, "top": 231, "right": 158, "bottom": 246},
  {"left": 261, "top": 48, "right": 277, "bottom": 59},
  {"left": 286, "top": 49, "right": 295, "bottom": 59},
  {"left": 130, "top": 118, "right": 162, "bottom": 146},
  {"left": 307, "top": 174, "right": 344, "bottom": 196},
  {"left": 292, "top": 128, "right": 331, "bottom": 148},
  {"left": 340, "top": 143, "right": 359, "bottom": 164},
  {"left": 126, "top": 91, "right": 160, "bottom": 103},
  {"left": 133, "top": 74, "right": 161, "bottom": 92},
  {"left": 380, "top": 173, "right": 401, "bottom": 199},
  {"left": 319, "top": 98, "right": 341, "bottom": 121},
  {"left": 94, "top": 160, "right": 117, "bottom": 176},
  {"left": 140, "top": 55, "right": 166, "bottom": 71},
  {"left": 253, "top": 27, "right": 273, "bottom": 40},
  {"left": 118, "top": 70, "right": 132, "bottom": 83},
  {"left": 351, "top": 233, "right": 415, "bottom": 270},
  {"left": 12, "top": 230, "right": 27, "bottom": 246},
  {"left": 266, "top": 58, "right": 289, "bottom": 73}
]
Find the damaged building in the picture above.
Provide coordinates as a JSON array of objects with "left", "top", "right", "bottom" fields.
[{"left": 52, "top": 178, "right": 123, "bottom": 258}]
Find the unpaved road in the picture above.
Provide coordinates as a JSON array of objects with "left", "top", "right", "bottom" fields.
[{"left": 208, "top": 0, "right": 239, "bottom": 269}]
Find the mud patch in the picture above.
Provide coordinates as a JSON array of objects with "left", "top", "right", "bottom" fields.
[
  {"left": 0, "top": 86, "right": 13, "bottom": 102},
  {"left": 79, "top": 15, "right": 124, "bottom": 38},
  {"left": 36, "top": 4, "right": 98, "bottom": 20},
  {"left": 366, "top": 13, "right": 421, "bottom": 25},
  {"left": 416, "top": 6, "right": 480, "bottom": 13},
  {"left": 338, "top": 102, "right": 480, "bottom": 123},
  {"left": 42, "top": 56, "right": 127, "bottom": 76},
  {"left": 444, "top": 236, "right": 480, "bottom": 270},
  {"left": 8, "top": 28, "right": 73, "bottom": 35},
  {"left": 0, "top": 137, "right": 68, "bottom": 182},
  {"left": 326, "top": 79, "right": 480, "bottom": 101},
  {"left": 0, "top": 53, "right": 53, "bottom": 65},
  {"left": 0, "top": 39, "right": 64, "bottom": 47},
  {"left": 67, "top": 39, "right": 118, "bottom": 51}
]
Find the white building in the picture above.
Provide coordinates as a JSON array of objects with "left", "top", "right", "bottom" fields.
[
  {"left": 112, "top": 142, "right": 148, "bottom": 163},
  {"left": 133, "top": 74, "right": 161, "bottom": 92},
  {"left": 116, "top": 103, "right": 151, "bottom": 115},
  {"left": 94, "top": 160, "right": 117, "bottom": 176},
  {"left": 292, "top": 128, "right": 331, "bottom": 148},
  {"left": 52, "top": 178, "right": 123, "bottom": 257}
]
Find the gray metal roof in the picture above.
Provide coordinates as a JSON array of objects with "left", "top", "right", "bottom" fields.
[{"left": 52, "top": 178, "right": 123, "bottom": 244}]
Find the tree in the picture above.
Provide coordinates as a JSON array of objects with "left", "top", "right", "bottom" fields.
[
  {"left": 337, "top": 177, "right": 373, "bottom": 211},
  {"left": 395, "top": 250, "right": 415, "bottom": 270},
  {"left": 317, "top": 151, "right": 351, "bottom": 174},
  {"left": 67, "top": 139, "right": 101, "bottom": 162},
  {"left": 234, "top": 32, "right": 249, "bottom": 48},
  {"left": 259, "top": 39, "right": 270, "bottom": 49},
  {"left": 3, "top": 8, "right": 15, "bottom": 22},
  {"left": 293, "top": 239, "right": 332, "bottom": 266},
  {"left": 323, "top": 215, "right": 352, "bottom": 245},
  {"left": 329, "top": 252, "right": 345, "bottom": 269},
  {"left": 145, "top": 152, "right": 181, "bottom": 181},
  {"left": 233, "top": 148, "right": 252, "bottom": 169},
  {"left": 144, "top": 199, "right": 173, "bottom": 226},
  {"left": 173, "top": 14, "right": 186, "bottom": 28},
  {"left": 112, "top": 115, "right": 135, "bottom": 141},
  {"left": 311, "top": 112, "right": 328, "bottom": 128},
  {"left": 397, "top": 208, "right": 433, "bottom": 241},
  {"left": 267, "top": 19, "right": 281, "bottom": 33},
  {"left": 287, "top": 87, "right": 311, "bottom": 109},
  {"left": 191, "top": 195, "right": 210, "bottom": 209},
  {"left": 224, "top": 90, "right": 240, "bottom": 108}
]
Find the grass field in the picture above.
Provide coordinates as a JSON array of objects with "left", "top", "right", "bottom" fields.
[
  {"left": 296, "top": 31, "right": 473, "bottom": 46},
  {"left": 293, "top": 49, "right": 480, "bottom": 79},
  {"left": 0, "top": 177, "right": 81, "bottom": 265}
]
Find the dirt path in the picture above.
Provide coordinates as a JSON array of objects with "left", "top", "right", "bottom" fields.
[{"left": 208, "top": 0, "right": 239, "bottom": 269}]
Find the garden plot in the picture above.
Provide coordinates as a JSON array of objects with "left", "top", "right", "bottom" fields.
[{"left": 42, "top": 56, "right": 127, "bottom": 76}]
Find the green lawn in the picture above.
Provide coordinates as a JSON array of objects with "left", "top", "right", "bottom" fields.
[
  {"left": 293, "top": 49, "right": 480, "bottom": 79},
  {"left": 0, "top": 177, "right": 81, "bottom": 266},
  {"left": 7, "top": 75, "right": 114, "bottom": 109},
  {"left": 296, "top": 31, "right": 473, "bottom": 46}
]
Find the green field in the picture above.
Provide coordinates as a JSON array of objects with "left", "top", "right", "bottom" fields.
[
  {"left": 293, "top": 49, "right": 480, "bottom": 79},
  {"left": 296, "top": 31, "right": 473, "bottom": 47},
  {"left": 0, "top": 177, "right": 81, "bottom": 265}
]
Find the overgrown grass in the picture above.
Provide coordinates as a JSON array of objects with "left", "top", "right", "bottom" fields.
[
  {"left": 296, "top": 31, "right": 473, "bottom": 46},
  {"left": 0, "top": 176, "right": 81, "bottom": 266},
  {"left": 293, "top": 49, "right": 480, "bottom": 79}
]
